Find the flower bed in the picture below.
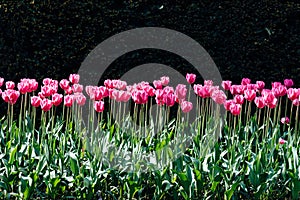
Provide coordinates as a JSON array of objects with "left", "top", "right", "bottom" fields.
[{"left": 0, "top": 74, "right": 299, "bottom": 199}]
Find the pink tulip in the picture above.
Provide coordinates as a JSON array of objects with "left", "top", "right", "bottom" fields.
[
  {"left": 94, "top": 101, "right": 105, "bottom": 112},
  {"left": 256, "top": 81, "right": 265, "bottom": 91},
  {"left": 224, "top": 100, "right": 234, "bottom": 111},
  {"left": 59, "top": 79, "right": 70, "bottom": 90},
  {"left": 175, "top": 84, "right": 187, "bottom": 101},
  {"left": 230, "top": 85, "right": 244, "bottom": 95},
  {"left": 287, "top": 88, "right": 299, "bottom": 101},
  {"left": 112, "top": 90, "right": 131, "bottom": 102},
  {"left": 254, "top": 97, "right": 265, "bottom": 109},
  {"left": 132, "top": 90, "right": 148, "bottom": 104},
  {"left": 41, "top": 86, "right": 54, "bottom": 97},
  {"left": 229, "top": 103, "right": 241, "bottom": 116},
  {"left": 144, "top": 85, "right": 155, "bottom": 96},
  {"left": 38, "top": 92, "right": 45, "bottom": 99},
  {"left": 222, "top": 80, "right": 232, "bottom": 91},
  {"left": 153, "top": 80, "right": 163, "bottom": 89},
  {"left": 52, "top": 93, "right": 63, "bottom": 106},
  {"left": 29, "top": 79, "right": 38, "bottom": 92},
  {"left": 293, "top": 99, "right": 300, "bottom": 106},
  {"left": 85, "top": 85, "right": 96, "bottom": 97},
  {"left": 181, "top": 101, "right": 193, "bottom": 113},
  {"left": 160, "top": 76, "right": 170, "bottom": 86},
  {"left": 17, "top": 81, "right": 30, "bottom": 94},
  {"left": 31, "top": 96, "right": 42, "bottom": 107},
  {"left": 163, "top": 86, "right": 174, "bottom": 94},
  {"left": 262, "top": 91, "right": 276, "bottom": 105},
  {"left": 186, "top": 73, "right": 196, "bottom": 84},
  {"left": 244, "top": 89, "right": 256, "bottom": 101},
  {"left": 104, "top": 79, "right": 114, "bottom": 89},
  {"left": 74, "top": 93, "right": 86, "bottom": 106},
  {"left": 64, "top": 95, "right": 74, "bottom": 107},
  {"left": 204, "top": 80, "right": 213, "bottom": 86},
  {"left": 113, "top": 80, "right": 127, "bottom": 90},
  {"left": 271, "top": 82, "right": 282, "bottom": 89},
  {"left": 246, "top": 84, "right": 258, "bottom": 90},
  {"left": 65, "top": 86, "right": 73, "bottom": 95},
  {"left": 69, "top": 74, "right": 80, "bottom": 84},
  {"left": 6, "top": 81, "right": 15, "bottom": 89},
  {"left": 211, "top": 89, "right": 227, "bottom": 105},
  {"left": 0, "top": 78, "right": 4, "bottom": 87},
  {"left": 164, "top": 93, "right": 176, "bottom": 107},
  {"left": 42, "top": 78, "right": 52, "bottom": 86},
  {"left": 272, "top": 85, "right": 287, "bottom": 97},
  {"left": 268, "top": 97, "right": 278, "bottom": 109},
  {"left": 40, "top": 98, "right": 52, "bottom": 112},
  {"left": 72, "top": 84, "right": 83, "bottom": 93},
  {"left": 234, "top": 95, "right": 244, "bottom": 104},
  {"left": 241, "top": 78, "right": 251, "bottom": 85},
  {"left": 2, "top": 89, "right": 20, "bottom": 105},
  {"left": 196, "top": 85, "right": 211, "bottom": 98},
  {"left": 280, "top": 117, "right": 290, "bottom": 124},
  {"left": 155, "top": 89, "right": 165, "bottom": 105},
  {"left": 284, "top": 79, "right": 294, "bottom": 88},
  {"left": 279, "top": 138, "right": 287, "bottom": 145},
  {"left": 118, "top": 91, "right": 131, "bottom": 102}
]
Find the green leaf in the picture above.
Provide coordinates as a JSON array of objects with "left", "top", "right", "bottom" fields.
[
  {"left": 69, "top": 152, "right": 79, "bottom": 176},
  {"left": 9, "top": 145, "right": 18, "bottom": 164}
]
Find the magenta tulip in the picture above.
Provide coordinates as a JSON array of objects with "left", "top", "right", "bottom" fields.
[
  {"left": 40, "top": 98, "right": 52, "bottom": 112},
  {"left": 186, "top": 73, "right": 196, "bottom": 84},
  {"left": 94, "top": 101, "right": 105, "bottom": 112}
]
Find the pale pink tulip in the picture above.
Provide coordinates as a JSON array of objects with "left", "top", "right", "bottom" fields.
[
  {"left": 211, "top": 89, "right": 227, "bottom": 104},
  {"left": 160, "top": 76, "right": 169, "bottom": 86},
  {"left": 181, "top": 101, "right": 193, "bottom": 113}
]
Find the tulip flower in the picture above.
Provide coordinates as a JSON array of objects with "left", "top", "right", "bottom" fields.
[
  {"left": 6, "top": 81, "right": 15, "bottom": 89},
  {"left": 160, "top": 76, "right": 169, "bottom": 86},
  {"left": 181, "top": 101, "right": 193, "bottom": 113},
  {"left": 284, "top": 79, "right": 294, "bottom": 88},
  {"left": 211, "top": 89, "right": 227, "bottom": 105},
  {"left": 241, "top": 78, "right": 251, "bottom": 85},
  {"left": 64, "top": 95, "right": 74, "bottom": 107},
  {"left": 230, "top": 103, "right": 241, "bottom": 116},
  {"left": 175, "top": 84, "right": 187, "bottom": 101},
  {"left": 94, "top": 101, "right": 105, "bottom": 112},
  {"left": 0, "top": 77, "right": 4, "bottom": 87},
  {"left": 280, "top": 117, "right": 290, "bottom": 124},
  {"left": 153, "top": 80, "right": 163, "bottom": 89},
  {"left": 31, "top": 96, "right": 42, "bottom": 107},
  {"left": 40, "top": 98, "right": 52, "bottom": 112},
  {"left": 222, "top": 80, "right": 232, "bottom": 91},
  {"left": 52, "top": 93, "right": 63, "bottom": 106},
  {"left": 69, "top": 74, "right": 80, "bottom": 84},
  {"left": 279, "top": 138, "right": 287, "bottom": 145},
  {"left": 186, "top": 73, "right": 196, "bottom": 84}
]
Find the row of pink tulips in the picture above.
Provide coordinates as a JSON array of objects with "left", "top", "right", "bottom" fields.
[{"left": 0, "top": 74, "right": 299, "bottom": 120}]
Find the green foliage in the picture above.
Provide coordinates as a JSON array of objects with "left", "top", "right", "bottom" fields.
[{"left": 0, "top": 113, "right": 299, "bottom": 199}]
